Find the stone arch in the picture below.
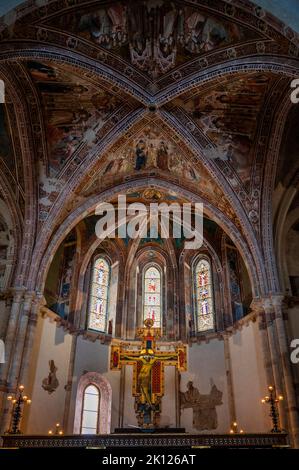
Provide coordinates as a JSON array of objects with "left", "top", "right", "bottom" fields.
[
  {"left": 0, "top": 65, "right": 37, "bottom": 288},
  {"left": 29, "top": 104, "right": 268, "bottom": 295},
  {"left": 0, "top": 7, "right": 297, "bottom": 294},
  {"left": 1, "top": 51, "right": 298, "bottom": 106},
  {"left": 276, "top": 203, "right": 299, "bottom": 293},
  {"left": 260, "top": 87, "right": 295, "bottom": 294},
  {"left": 4, "top": 59, "right": 293, "bottom": 291},
  {"left": 157, "top": 59, "right": 299, "bottom": 104},
  {"left": 274, "top": 187, "right": 298, "bottom": 292},
  {"left": 74, "top": 371, "right": 112, "bottom": 435},
  {"left": 33, "top": 179, "right": 264, "bottom": 298},
  {"left": 0, "top": 198, "right": 16, "bottom": 291}
]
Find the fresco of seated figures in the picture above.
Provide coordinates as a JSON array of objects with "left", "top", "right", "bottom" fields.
[
  {"left": 46, "top": 0, "right": 259, "bottom": 78},
  {"left": 172, "top": 72, "right": 278, "bottom": 189},
  {"left": 94, "top": 124, "right": 202, "bottom": 180},
  {"left": 25, "top": 60, "right": 125, "bottom": 176},
  {"left": 83, "top": 123, "right": 226, "bottom": 204}
]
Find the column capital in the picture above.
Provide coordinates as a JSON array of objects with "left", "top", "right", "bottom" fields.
[
  {"left": 31, "top": 293, "right": 46, "bottom": 315},
  {"left": 271, "top": 294, "right": 285, "bottom": 319},
  {"left": 23, "top": 291, "right": 36, "bottom": 307},
  {"left": 271, "top": 294, "right": 284, "bottom": 308},
  {"left": 250, "top": 298, "right": 264, "bottom": 315},
  {"left": 250, "top": 297, "right": 274, "bottom": 314},
  {"left": 9, "top": 287, "right": 26, "bottom": 303}
]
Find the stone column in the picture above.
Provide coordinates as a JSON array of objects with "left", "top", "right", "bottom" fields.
[
  {"left": 252, "top": 299, "right": 275, "bottom": 387},
  {"left": 261, "top": 297, "right": 288, "bottom": 431},
  {"left": 272, "top": 294, "right": 299, "bottom": 448},
  {"left": 18, "top": 293, "right": 44, "bottom": 387},
  {"left": 0, "top": 287, "right": 25, "bottom": 385},
  {"left": 0, "top": 292, "right": 12, "bottom": 340},
  {"left": 63, "top": 333, "right": 78, "bottom": 433},
  {"left": 6, "top": 291, "right": 36, "bottom": 388},
  {"left": 223, "top": 332, "right": 236, "bottom": 427},
  {"left": 0, "top": 288, "right": 25, "bottom": 433}
]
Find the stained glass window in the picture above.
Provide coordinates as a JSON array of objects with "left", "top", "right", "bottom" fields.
[
  {"left": 194, "top": 259, "right": 215, "bottom": 332},
  {"left": 81, "top": 385, "right": 99, "bottom": 435},
  {"left": 143, "top": 266, "right": 161, "bottom": 328},
  {"left": 88, "top": 257, "right": 110, "bottom": 332}
]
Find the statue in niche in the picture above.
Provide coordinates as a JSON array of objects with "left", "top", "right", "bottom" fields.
[
  {"left": 42, "top": 360, "right": 59, "bottom": 394},
  {"left": 180, "top": 380, "right": 222, "bottom": 430}
]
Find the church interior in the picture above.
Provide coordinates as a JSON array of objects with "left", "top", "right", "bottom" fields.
[{"left": 0, "top": 0, "right": 299, "bottom": 450}]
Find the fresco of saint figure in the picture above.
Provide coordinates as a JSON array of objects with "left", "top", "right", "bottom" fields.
[
  {"left": 157, "top": 141, "right": 169, "bottom": 171},
  {"left": 135, "top": 140, "right": 147, "bottom": 170}
]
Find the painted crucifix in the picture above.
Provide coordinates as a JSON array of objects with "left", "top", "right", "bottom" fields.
[{"left": 110, "top": 318, "right": 187, "bottom": 428}]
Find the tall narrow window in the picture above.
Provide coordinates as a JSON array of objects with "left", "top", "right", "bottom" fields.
[
  {"left": 88, "top": 257, "right": 110, "bottom": 332},
  {"left": 143, "top": 265, "right": 161, "bottom": 328},
  {"left": 194, "top": 258, "right": 215, "bottom": 332},
  {"left": 81, "top": 385, "right": 99, "bottom": 435}
]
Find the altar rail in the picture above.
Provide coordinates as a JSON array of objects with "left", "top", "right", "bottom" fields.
[{"left": 1, "top": 433, "right": 289, "bottom": 448}]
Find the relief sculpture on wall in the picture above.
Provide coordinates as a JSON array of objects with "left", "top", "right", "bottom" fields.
[{"left": 180, "top": 380, "right": 222, "bottom": 430}]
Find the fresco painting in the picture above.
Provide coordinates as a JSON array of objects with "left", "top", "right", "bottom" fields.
[
  {"left": 0, "top": 105, "right": 14, "bottom": 171},
  {"left": 175, "top": 73, "right": 272, "bottom": 188},
  {"left": 99, "top": 125, "right": 202, "bottom": 183},
  {"left": 48, "top": 1, "right": 257, "bottom": 78},
  {"left": 26, "top": 61, "right": 123, "bottom": 176}
]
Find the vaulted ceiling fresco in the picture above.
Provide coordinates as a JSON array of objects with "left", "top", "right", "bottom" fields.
[
  {"left": 78, "top": 118, "right": 239, "bottom": 226},
  {"left": 82, "top": 120, "right": 210, "bottom": 190},
  {"left": 44, "top": 1, "right": 260, "bottom": 79},
  {"left": 171, "top": 72, "right": 283, "bottom": 189},
  {"left": 0, "top": 0, "right": 298, "bottom": 294},
  {"left": 25, "top": 60, "right": 134, "bottom": 176}
]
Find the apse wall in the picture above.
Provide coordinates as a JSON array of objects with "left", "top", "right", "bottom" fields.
[
  {"left": 180, "top": 340, "right": 230, "bottom": 433},
  {"left": 24, "top": 314, "right": 271, "bottom": 435},
  {"left": 25, "top": 315, "right": 73, "bottom": 434},
  {"left": 67, "top": 335, "right": 120, "bottom": 433},
  {"left": 229, "top": 322, "right": 269, "bottom": 432}
]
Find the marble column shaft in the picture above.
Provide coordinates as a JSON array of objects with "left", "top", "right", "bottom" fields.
[
  {"left": 0, "top": 288, "right": 26, "bottom": 433},
  {"left": 272, "top": 295, "right": 299, "bottom": 448},
  {"left": 261, "top": 298, "right": 287, "bottom": 431},
  {"left": 6, "top": 291, "right": 36, "bottom": 388}
]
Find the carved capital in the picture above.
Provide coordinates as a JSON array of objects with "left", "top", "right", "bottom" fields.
[
  {"left": 250, "top": 298, "right": 264, "bottom": 316},
  {"left": 260, "top": 297, "right": 273, "bottom": 315},
  {"left": 271, "top": 294, "right": 284, "bottom": 311},
  {"left": 9, "top": 287, "right": 26, "bottom": 303}
]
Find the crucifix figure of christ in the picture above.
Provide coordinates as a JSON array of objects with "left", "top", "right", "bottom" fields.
[{"left": 110, "top": 318, "right": 187, "bottom": 428}]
